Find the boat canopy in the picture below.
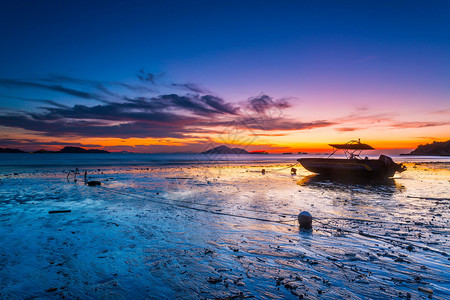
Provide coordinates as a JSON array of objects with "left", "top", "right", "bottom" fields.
[
  {"left": 329, "top": 143, "right": 374, "bottom": 150},
  {"left": 327, "top": 139, "right": 375, "bottom": 159}
]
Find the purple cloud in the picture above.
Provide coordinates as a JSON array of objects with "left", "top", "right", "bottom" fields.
[{"left": 0, "top": 73, "right": 336, "bottom": 140}]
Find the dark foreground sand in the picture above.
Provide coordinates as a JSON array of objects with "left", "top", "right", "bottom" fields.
[{"left": 0, "top": 162, "right": 449, "bottom": 299}]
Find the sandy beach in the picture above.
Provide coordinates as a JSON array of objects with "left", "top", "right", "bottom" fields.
[{"left": 0, "top": 159, "right": 449, "bottom": 299}]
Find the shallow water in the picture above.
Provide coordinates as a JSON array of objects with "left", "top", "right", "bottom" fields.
[
  {"left": 0, "top": 159, "right": 449, "bottom": 299},
  {"left": 0, "top": 152, "right": 448, "bottom": 171}
]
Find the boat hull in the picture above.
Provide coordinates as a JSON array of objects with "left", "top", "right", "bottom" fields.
[{"left": 298, "top": 157, "right": 399, "bottom": 178}]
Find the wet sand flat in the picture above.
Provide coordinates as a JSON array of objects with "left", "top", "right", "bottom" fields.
[{"left": 0, "top": 162, "right": 449, "bottom": 299}]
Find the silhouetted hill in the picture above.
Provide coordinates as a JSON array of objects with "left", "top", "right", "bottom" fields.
[
  {"left": 33, "top": 149, "right": 54, "bottom": 153},
  {"left": 33, "top": 146, "right": 109, "bottom": 153},
  {"left": 402, "top": 140, "right": 450, "bottom": 156},
  {"left": 58, "top": 146, "right": 109, "bottom": 153},
  {"left": 201, "top": 145, "right": 249, "bottom": 155},
  {"left": 0, "top": 148, "right": 26, "bottom": 153}
]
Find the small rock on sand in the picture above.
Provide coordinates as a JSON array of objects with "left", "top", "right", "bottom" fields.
[
  {"left": 207, "top": 277, "right": 222, "bottom": 284},
  {"left": 48, "top": 210, "right": 71, "bottom": 214},
  {"left": 87, "top": 181, "right": 101, "bottom": 186}
]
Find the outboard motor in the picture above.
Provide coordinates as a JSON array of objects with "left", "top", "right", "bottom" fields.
[{"left": 379, "top": 155, "right": 406, "bottom": 176}]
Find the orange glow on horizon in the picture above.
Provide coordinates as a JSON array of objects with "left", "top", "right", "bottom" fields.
[{"left": 1, "top": 125, "right": 448, "bottom": 154}]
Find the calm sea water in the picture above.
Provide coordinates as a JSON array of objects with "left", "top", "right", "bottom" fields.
[{"left": 0, "top": 153, "right": 448, "bottom": 171}]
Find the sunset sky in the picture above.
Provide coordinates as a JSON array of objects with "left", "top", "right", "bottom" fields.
[{"left": 0, "top": 1, "right": 449, "bottom": 153}]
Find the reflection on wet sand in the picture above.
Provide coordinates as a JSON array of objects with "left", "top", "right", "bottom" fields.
[{"left": 297, "top": 174, "right": 406, "bottom": 194}]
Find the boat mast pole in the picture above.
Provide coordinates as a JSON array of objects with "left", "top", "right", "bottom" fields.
[{"left": 327, "top": 146, "right": 338, "bottom": 158}]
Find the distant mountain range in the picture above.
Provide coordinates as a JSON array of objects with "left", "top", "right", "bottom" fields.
[
  {"left": 0, "top": 148, "right": 26, "bottom": 153},
  {"left": 0, "top": 146, "right": 109, "bottom": 154},
  {"left": 402, "top": 140, "right": 450, "bottom": 156},
  {"left": 201, "top": 145, "right": 250, "bottom": 155}
]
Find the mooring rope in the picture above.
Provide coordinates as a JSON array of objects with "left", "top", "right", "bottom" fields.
[
  {"left": 118, "top": 182, "right": 299, "bottom": 217},
  {"left": 99, "top": 185, "right": 298, "bottom": 226},
  {"left": 105, "top": 182, "right": 417, "bottom": 226}
]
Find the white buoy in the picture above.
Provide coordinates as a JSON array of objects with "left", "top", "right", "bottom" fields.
[{"left": 298, "top": 211, "right": 312, "bottom": 229}]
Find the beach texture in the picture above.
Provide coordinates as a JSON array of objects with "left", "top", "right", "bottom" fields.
[{"left": 0, "top": 160, "right": 449, "bottom": 299}]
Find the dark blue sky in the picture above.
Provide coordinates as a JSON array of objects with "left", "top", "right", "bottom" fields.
[
  {"left": 0, "top": 0, "right": 449, "bottom": 151},
  {"left": 2, "top": 1, "right": 448, "bottom": 83}
]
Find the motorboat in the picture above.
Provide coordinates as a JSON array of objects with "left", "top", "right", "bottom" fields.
[{"left": 297, "top": 140, "right": 406, "bottom": 178}]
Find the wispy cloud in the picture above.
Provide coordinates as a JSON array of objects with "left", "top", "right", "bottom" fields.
[
  {"left": 197, "top": 116, "right": 334, "bottom": 132},
  {"left": 0, "top": 80, "right": 241, "bottom": 138},
  {"left": 391, "top": 121, "right": 450, "bottom": 129},
  {"left": 44, "top": 73, "right": 156, "bottom": 95},
  {"left": 0, "top": 94, "right": 69, "bottom": 108},
  {"left": 137, "top": 69, "right": 165, "bottom": 85},
  {"left": 245, "top": 94, "right": 291, "bottom": 114},
  {"left": 335, "top": 127, "right": 361, "bottom": 132},
  {"left": 171, "top": 83, "right": 211, "bottom": 94},
  {"left": 429, "top": 108, "right": 450, "bottom": 115},
  {"left": 0, "top": 78, "right": 104, "bottom": 101},
  {"left": 0, "top": 73, "right": 337, "bottom": 142},
  {"left": 334, "top": 112, "right": 396, "bottom": 124}
]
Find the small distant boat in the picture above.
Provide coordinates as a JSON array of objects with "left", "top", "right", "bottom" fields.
[{"left": 297, "top": 140, "right": 406, "bottom": 178}]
